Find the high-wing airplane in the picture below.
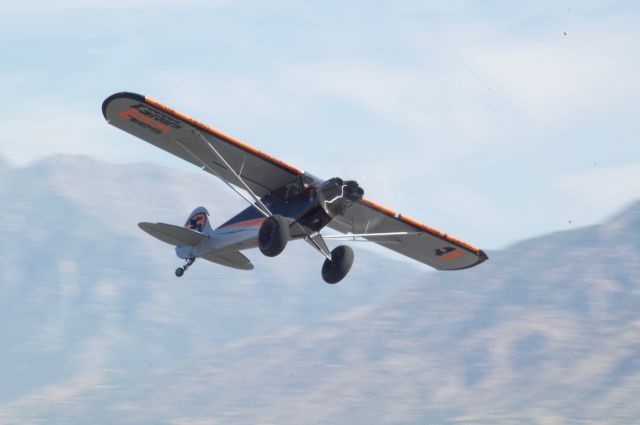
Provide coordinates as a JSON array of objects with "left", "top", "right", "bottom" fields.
[{"left": 102, "top": 92, "right": 488, "bottom": 283}]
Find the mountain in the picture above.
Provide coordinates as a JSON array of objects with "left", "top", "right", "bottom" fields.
[
  {"left": 0, "top": 156, "right": 638, "bottom": 424},
  {"left": 0, "top": 156, "right": 423, "bottom": 418}
]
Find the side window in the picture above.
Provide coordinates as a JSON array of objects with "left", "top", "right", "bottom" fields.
[
  {"left": 267, "top": 177, "right": 311, "bottom": 203},
  {"left": 286, "top": 178, "right": 304, "bottom": 200}
]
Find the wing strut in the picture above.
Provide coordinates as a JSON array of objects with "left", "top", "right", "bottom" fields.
[
  {"left": 323, "top": 231, "right": 423, "bottom": 243},
  {"left": 193, "top": 129, "right": 274, "bottom": 217},
  {"left": 175, "top": 129, "right": 275, "bottom": 218},
  {"left": 323, "top": 231, "right": 423, "bottom": 238},
  {"left": 182, "top": 130, "right": 332, "bottom": 263},
  {"left": 174, "top": 139, "right": 271, "bottom": 217}
]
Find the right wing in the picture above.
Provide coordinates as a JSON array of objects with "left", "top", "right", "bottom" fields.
[
  {"left": 201, "top": 251, "right": 254, "bottom": 270},
  {"left": 102, "top": 92, "right": 303, "bottom": 196}
]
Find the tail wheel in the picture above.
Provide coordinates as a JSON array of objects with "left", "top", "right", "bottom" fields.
[
  {"left": 258, "top": 215, "right": 290, "bottom": 257},
  {"left": 321, "top": 245, "right": 354, "bottom": 284},
  {"left": 175, "top": 257, "right": 194, "bottom": 278}
]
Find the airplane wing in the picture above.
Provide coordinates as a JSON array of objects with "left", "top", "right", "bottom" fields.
[
  {"left": 102, "top": 92, "right": 302, "bottom": 196},
  {"left": 327, "top": 199, "right": 488, "bottom": 270},
  {"left": 108, "top": 92, "right": 486, "bottom": 271},
  {"left": 201, "top": 251, "right": 254, "bottom": 270}
]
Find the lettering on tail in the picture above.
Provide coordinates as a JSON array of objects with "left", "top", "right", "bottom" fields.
[{"left": 186, "top": 212, "right": 207, "bottom": 232}]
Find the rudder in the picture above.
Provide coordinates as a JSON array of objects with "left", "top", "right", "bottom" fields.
[{"left": 185, "top": 207, "right": 213, "bottom": 235}]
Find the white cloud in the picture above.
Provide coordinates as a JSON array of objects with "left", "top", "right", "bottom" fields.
[
  {"left": 471, "top": 19, "right": 640, "bottom": 128},
  {"left": 1, "top": 0, "right": 220, "bottom": 10},
  {"left": 0, "top": 373, "right": 104, "bottom": 423},
  {"left": 1, "top": 0, "right": 639, "bottom": 250},
  {"left": 0, "top": 100, "right": 179, "bottom": 166},
  {"left": 284, "top": 62, "right": 499, "bottom": 155},
  {"left": 285, "top": 10, "right": 640, "bottom": 146}
]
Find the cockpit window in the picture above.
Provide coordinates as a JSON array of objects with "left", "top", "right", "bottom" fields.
[{"left": 267, "top": 176, "right": 315, "bottom": 203}]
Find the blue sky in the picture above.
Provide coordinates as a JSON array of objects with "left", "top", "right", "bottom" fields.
[{"left": 1, "top": 0, "right": 639, "bottom": 249}]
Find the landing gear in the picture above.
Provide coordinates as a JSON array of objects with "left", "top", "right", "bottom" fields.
[
  {"left": 321, "top": 245, "right": 354, "bottom": 284},
  {"left": 258, "top": 215, "right": 290, "bottom": 257},
  {"left": 175, "top": 257, "right": 195, "bottom": 277}
]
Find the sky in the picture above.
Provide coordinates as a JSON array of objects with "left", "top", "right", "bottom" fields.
[{"left": 1, "top": 0, "right": 639, "bottom": 250}]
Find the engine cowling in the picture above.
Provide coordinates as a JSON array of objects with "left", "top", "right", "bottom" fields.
[{"left": 316, "top": 177, "right": 364, "bottom": 218}]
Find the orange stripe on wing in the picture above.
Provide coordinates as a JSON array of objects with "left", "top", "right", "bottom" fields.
[
  {"left": 399, "top": 214, "right": 481, "bottom": 254},
  {"left": 360, "top": 197, "right": 480, "bottom": 253},
  {"left": 144, "top": 96, "right": 303, "bottom": 175},
  {"left": 360, "top": 197, "right": 397, "bottom": 216},
  {"left": 118, "top": 108, "right": 171, "bottom": 133},
  {"left": 221, "top": 218, "right": 266, "bottom": 229},
  {"left": 441, "top": 249, "right": 463, "bottom": 261}
]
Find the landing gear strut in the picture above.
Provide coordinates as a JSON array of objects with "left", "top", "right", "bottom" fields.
[
  {"left": 321, "top": 245, "right": 354, "bottom": 284},
  {"left": 175, "top": 257, "right": 195, "bottom": 277}
]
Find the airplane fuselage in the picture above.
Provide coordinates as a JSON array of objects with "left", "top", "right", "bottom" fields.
[{"left": 176, "top": 176, "right": 364, "bottom": 260}]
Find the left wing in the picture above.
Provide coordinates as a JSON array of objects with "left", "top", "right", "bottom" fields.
[
  {"left": 102, "top": 92, "right": 302, "bottom": 196},
  {"left": 328, "top": 199, "right": 488, "bottom": 270}
]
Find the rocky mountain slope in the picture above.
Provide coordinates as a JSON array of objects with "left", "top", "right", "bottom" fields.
[{"left": 0, "top": 156, "right": 638, "bottom": 424}]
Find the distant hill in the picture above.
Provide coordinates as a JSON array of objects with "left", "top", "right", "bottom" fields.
[
  {"left": 0, "top": 156, "right": 638, "bottom": 424},
  {"left": 0, "top": 156, "right": 425, "bottom": 420}
]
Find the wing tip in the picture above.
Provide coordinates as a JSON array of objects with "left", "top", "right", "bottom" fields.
[
  {"left": 445, "top": 249, "right": 489, "bottom": 271},
  {"left": 137, "top": 221, "right": 156, "bottom": 235},
  {"left": 479, "top": 249, "right": 489, "bottom": 261},
  {"left": 474, "top": 249, "right": 489, "bottom": 267},
  {"left": 102, "top": 91, "right": 146, "bottom": 120}
]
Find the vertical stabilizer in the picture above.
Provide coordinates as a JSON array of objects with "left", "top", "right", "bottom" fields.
[{"left": 184, "top": 207, "right": 213, "bottom": 235}]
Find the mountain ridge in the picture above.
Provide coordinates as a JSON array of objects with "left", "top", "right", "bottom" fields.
[{"left": 0, "top": 155, "right": 638, "bottom": 424}]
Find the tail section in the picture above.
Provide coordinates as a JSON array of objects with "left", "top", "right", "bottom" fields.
[
  {"left": 139, "top": 222, "right": 208, "bottom": 247},
  {"left": 185, "top": 207, "right": 213, "bottom": 235}
]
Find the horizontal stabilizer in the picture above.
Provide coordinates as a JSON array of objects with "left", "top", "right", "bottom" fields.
[
  {"left": 201, "top": 251, "right": 254, "bottom": 270},
  {"left": 138, "top": 222, "right": 208, "bottom": 247}
]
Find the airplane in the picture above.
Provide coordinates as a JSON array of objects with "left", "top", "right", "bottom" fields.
[{"left": 102, "top": 92, "right": 488, "bottom": 283}]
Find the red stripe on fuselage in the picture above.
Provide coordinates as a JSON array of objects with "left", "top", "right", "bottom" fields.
[{"left": 219, "top": 218, "right": 265, "bottom": 230}]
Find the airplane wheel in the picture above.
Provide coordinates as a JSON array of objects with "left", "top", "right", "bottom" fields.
[
  {"left": 175, "top": 267, "right": 184, "bottom": 277},
  {"left": 321, "top": 245, "right": 354, "bottom": 284},
  {"left": 258, "top": 215, "right": 290, "bottom": 257}
]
